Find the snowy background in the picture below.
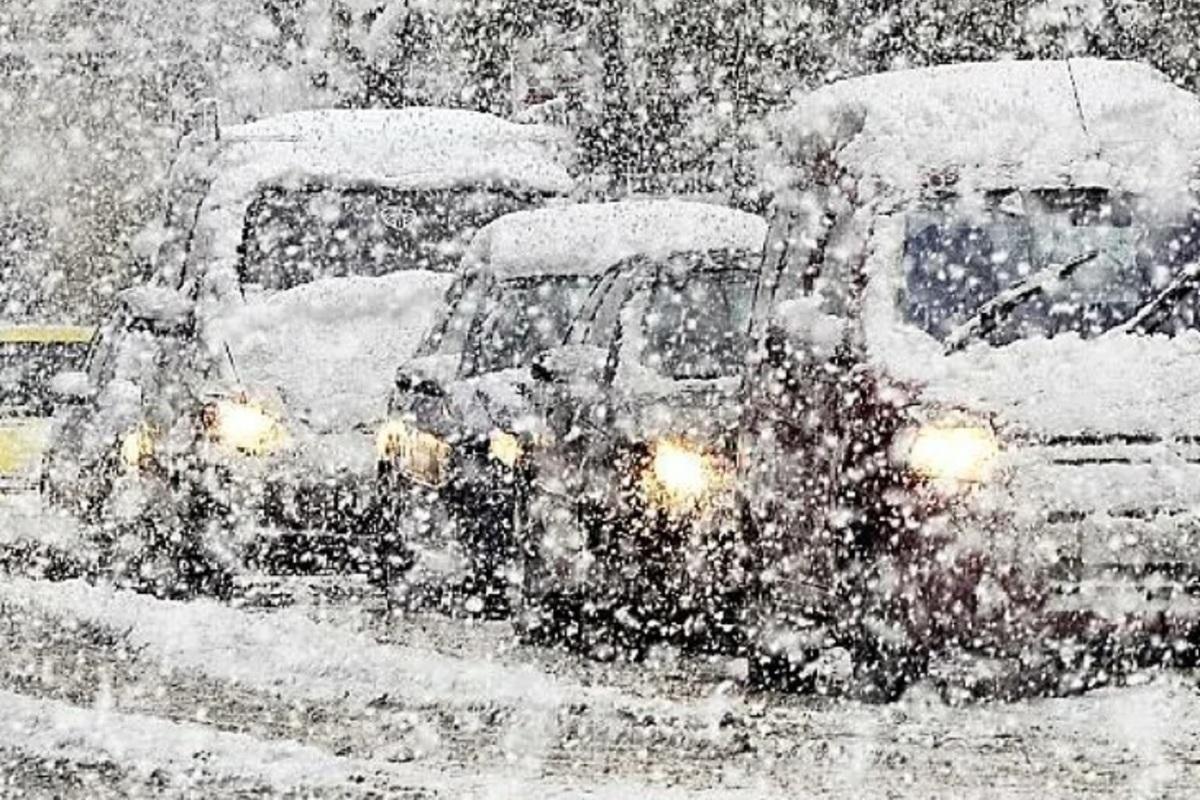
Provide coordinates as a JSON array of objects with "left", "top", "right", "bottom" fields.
[
  {"left": 5, "top": 0, "right": 1200, "bottom": 320},
  {"left": 6, "top": 1, "right": 1200, "bottom": 797}
]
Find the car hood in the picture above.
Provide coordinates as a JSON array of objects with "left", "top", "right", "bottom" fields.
[
  {"left": 445, "top": 367, "right": 537, "bottom": 437},
  {"left": 209, "top": 271, "right": 454, "bottom": 434},
  {"left": 867, "top": 325, "right": 1200, "bottom": 438}
]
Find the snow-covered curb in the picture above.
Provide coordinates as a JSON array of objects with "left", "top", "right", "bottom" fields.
[
  {"left": 0, "top": 577, "right": 581, "bottom": 710},
  {"left": 0, "top": 688, "right": 375, "bottom": 792}
]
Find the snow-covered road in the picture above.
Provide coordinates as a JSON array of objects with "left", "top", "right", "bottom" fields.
[{"left": 2, "top": 501, "right": 1200, "bottom": 798}]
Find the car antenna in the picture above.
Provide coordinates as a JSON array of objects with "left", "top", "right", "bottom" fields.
[
  {"left": 1064, "top": 58, "right": 1090, "bottom": 137},
  {"left": 224, "top": 342, "right": 242, "bottom": 386}
]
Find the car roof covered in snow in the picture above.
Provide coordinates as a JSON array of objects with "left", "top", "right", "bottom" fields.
[
  {"left": 463, "top": 200, "right": 768, "bottom": 280},
  {"left": 187, "top": 108, "right": 574, "bottom": 298},
  {"left": 763, "top": 59, "right": 1200, "bottom": 199},
  {"left": 217, "top": 108, "right": 573, "bottom": 195}
]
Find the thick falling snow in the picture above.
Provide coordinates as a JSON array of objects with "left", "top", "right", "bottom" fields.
[{"left": 8, "top": 1, "right": 1200, "bottom": 797}]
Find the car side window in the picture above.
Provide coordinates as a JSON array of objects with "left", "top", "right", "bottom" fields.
[
  {"left": 416, "top": 275, "right": 487, "bottom": 359},
  {"left": 818, "top": 205, "right": 874, "bottom": 319},
  {"left": 576, "top": 270, "right": 634, "bottom": 349}
]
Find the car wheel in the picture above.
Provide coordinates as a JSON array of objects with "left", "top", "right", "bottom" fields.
[{"left": 746, "top": 646, "right": 822, "bottom": 693}]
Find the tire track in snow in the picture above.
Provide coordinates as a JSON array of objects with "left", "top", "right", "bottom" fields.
[
  {"left": 6, "top": 576, "right": 1200, "bottom": 798},
  {"left": 0, "top": 578, "right": 761, "bottom": 793},
  {"left": 0, "top": 687, "right": 427, "bottom": 797}
]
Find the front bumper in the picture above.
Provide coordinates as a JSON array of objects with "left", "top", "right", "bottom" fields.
[
  {"left": 112, "top": 446, "right": 388, "bottom": 576},
  {"left": 377, "top": 447, "right": 526, "bottom": 583},
  {"left": 526, "top": 477, "right": 747, "bottom": 601}
]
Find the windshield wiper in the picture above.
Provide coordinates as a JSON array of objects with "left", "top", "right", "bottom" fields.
[
  {"left": 943, "top": 250, "right": 1099, "bottom": 353},
  {"left": 1112, "top": 258, "right": 1200, "bottom": 336}
]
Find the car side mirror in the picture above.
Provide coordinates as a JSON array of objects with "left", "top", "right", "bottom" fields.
[
  {"left": 394, "top": 353, "right": 458, "bottom": 399},
  {"left": 769, "top": 296, "right": 846, "bottom": 360},
  {"left": 119, "top": 285, "right": 195, "bottom": 335},
  {"left": 48, "top": 370, "right": 93, "bottom": 405},
  {"left": 531, "top": 345, "right": 609, "bottom": 385}
]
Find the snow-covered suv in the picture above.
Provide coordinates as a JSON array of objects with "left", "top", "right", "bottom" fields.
[
  {"left": 49, "top": 108, "right": 573, "bottom": 595},
  {"left": 376, "top": 200, "right": 766, "bottom": 614},
  {"left": 741, "top": 59, "right": 1200, "bottom": 698}
]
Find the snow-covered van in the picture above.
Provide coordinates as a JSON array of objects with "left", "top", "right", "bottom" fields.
[
  {"left": 376, "top": 200, "right": 766, "bottom": 614},
  {"left": 48, "top": 108, "right": 573, "bottom": 595},
  {"left": 0, "top": 324, "right": 94, "bottom": 493},
  {"left": 741, "top": 59, "right": 1200, "bottom": 698}
]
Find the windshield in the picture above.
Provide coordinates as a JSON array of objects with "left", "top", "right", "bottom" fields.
[
  {"left": 466, "top": 275, "right": 599, "bottom": 376},
  {"left": 637, "top": 252, "right": 758, "bottom": 380},
  {"left": 900, "top": 189, "right": 1200, "bottom": 345},
  {"left": 0, "top": 340, "right": 90, "bottom": 413},
  {"left": 240, "top": 186, "right": 532, "bottom": 292}
]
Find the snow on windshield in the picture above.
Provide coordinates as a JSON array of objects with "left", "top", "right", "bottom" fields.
[
  {"left": 240, "top": 185, "right": 533, "bottom": 291},
  {"left": 900, "top": 189, "right": 1200, "bottom": 344},
  {"left": 638, "top": 258, "right": 757, "bottom": 381},
  {"left": 465, "top": 275, "right": 597, "bottom": 375},
  {"left": 614, "top": 251, "right": 759, "bottom": 384}
]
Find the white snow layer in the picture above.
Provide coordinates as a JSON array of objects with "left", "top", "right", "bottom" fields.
[
  {"left": 464, "top": 199, "right": 768, "bottom": 279},
  {"left": 0, "top": 577, "right": 581, "bottom": 710},
  {"left": 861, "top": 216, "right": 1200, "bottom": 437},
  {"left": 221, "top": 107, "right": 573, "bottom": 195},
  {"left": 0, "top": 688, "right": 370, "bottom": 791},
  {"left": 764, "top": 58, "right": 1200, "bottom": 198},
  {"left": 210, "top": 270, "right": 454, "bottom": 432}
]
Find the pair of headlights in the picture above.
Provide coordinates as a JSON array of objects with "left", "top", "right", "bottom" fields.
[
  {"left": 118, "top": 398, "right": 289, "bottom": 470},
  {"left": 642, "top": 422, "right": 999, "bottom": 510}
]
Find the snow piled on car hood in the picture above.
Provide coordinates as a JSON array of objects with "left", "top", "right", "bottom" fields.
[
  {"left": 208, "top": 271, "right": 454, "bottom": 432},
  {"left": 862, "top": 221, "right": 1200, "bottom": 437}
]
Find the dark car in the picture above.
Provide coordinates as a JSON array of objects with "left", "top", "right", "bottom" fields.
[
  {"left": 377, "top": 201, "right": 768, "bottom": 615},
  {"left": 512, "top": 241, "right": 768, "bottom": 657}
]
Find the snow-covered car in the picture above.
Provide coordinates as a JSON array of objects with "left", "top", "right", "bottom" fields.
[
  {"left": 509, "top": 209, "right": 768, "bottom": 654},
  {"left": 377, "top": 201, "right": 766, "bottom": 614},
  {"left": 740, "top": 59, "right": 1200, "bottom": 698},
  {"left": 0, "top": 325, "right": 95, "bottom": 494},
  {"left": 50, "top": 107, "right": 573, "bottom": 595}
]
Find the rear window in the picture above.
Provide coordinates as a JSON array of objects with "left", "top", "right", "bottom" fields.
[{"left": 239, "top": 185, "right": 533, "bottom": 292}]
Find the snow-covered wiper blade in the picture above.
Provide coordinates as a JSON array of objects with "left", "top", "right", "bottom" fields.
[
  {"left": 943, "top": 250, "right": 1099, "bottom": 353},
  {"left": 1112, "top": 258, "right": 1200, "bottom": 336}
]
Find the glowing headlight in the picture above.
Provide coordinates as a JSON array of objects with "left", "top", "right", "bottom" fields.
[
  {"left": 904, "top": 422, "right": 999, "bottom": 485},
  {"left": 203, "top": 399, "right": 289, "bottom": 456},
  {"left": 118, "top": 424, "right": 155, "bottom": 471},
  {"left": 488, "top": 430, "right": 523, "bottom": 468},
  {"left": 641, "top": 438, "right": 723, "bottom": 511}
]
